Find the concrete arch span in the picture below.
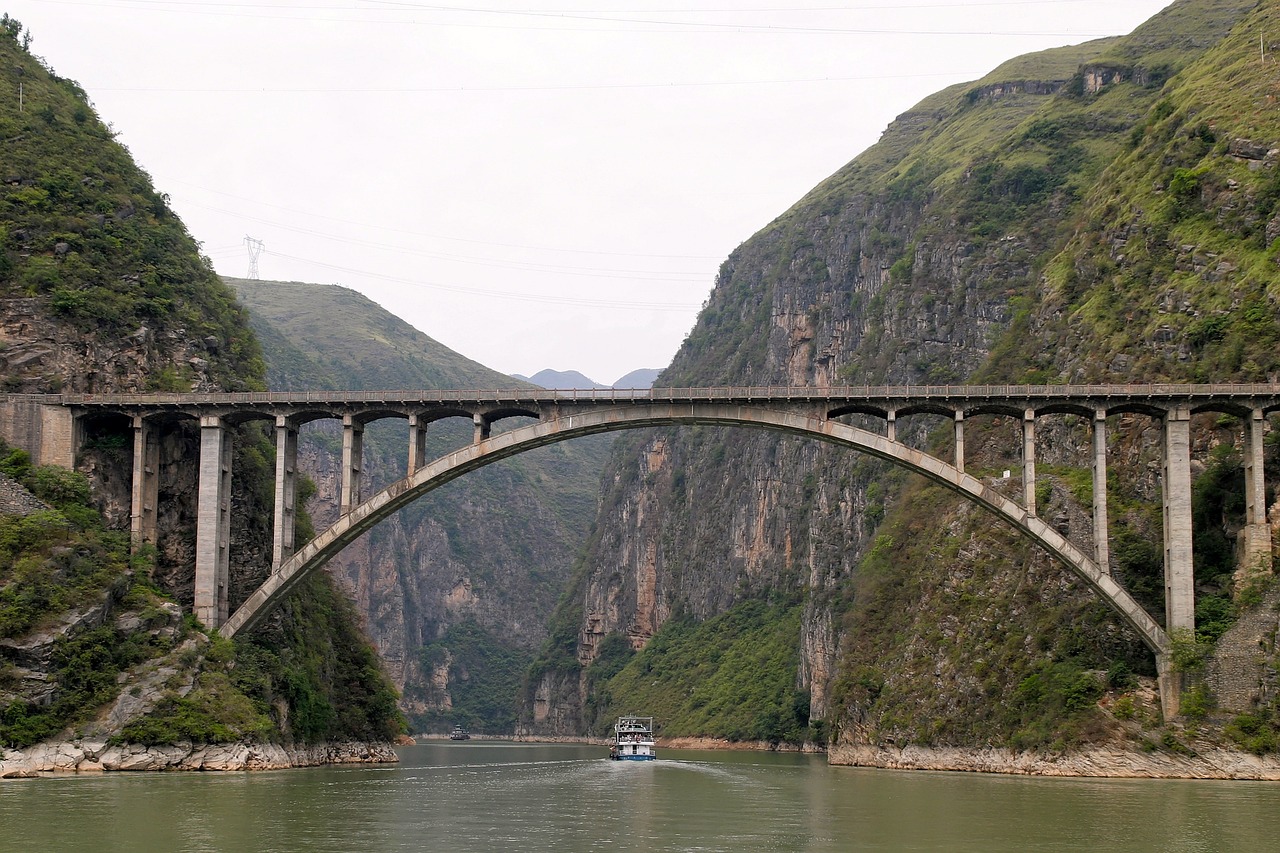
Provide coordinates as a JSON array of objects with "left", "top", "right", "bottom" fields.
[{"left": 220, "top": 402, "right": 1171, "bottom": 663}]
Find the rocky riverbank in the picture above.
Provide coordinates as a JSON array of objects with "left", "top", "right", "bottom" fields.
[
  {"left": 0, "top": 740, "right": 398, "bottom": 778},
  {"left": 829, "top": 743, "right": 1280, "bottom": 780}
]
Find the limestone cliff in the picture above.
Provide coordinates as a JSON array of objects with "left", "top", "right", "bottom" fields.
[{"left": 525, "top": 0, "right": 1280, "bottom": 759}]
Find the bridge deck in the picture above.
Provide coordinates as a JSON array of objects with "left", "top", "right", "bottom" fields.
[{"left": 11, "top": 382, "right": 1280, "bottom": 410}]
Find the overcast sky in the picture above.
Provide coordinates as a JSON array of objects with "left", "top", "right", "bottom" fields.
[{"left": 9, "top": 0, "right": 1173, "bottom": 386}]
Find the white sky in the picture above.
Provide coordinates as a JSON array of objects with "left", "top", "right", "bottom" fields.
[{"left": 7, "top": 0, "right": 1173, "bottom": 386}]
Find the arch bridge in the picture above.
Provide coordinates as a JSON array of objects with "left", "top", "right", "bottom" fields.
[{"left": 2, "top": 383, "right": 1277, "bottom": 717}]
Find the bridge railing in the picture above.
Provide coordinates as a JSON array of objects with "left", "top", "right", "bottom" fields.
[{"left": 7, "top": 382, "right": 1280, "bottom": 408}]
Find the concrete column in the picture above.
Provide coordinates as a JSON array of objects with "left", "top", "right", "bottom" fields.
[
  {"left": 886, "top": 410, "right": 896, "bottom": 443},
  {"left": 1243, "top": 408, "right": 1272, "bottom": 573},
  {"left": 1162, "top": 407, "right": 1195, "bottom": 634},
  {"left": 1022, "top": 409, "right": 1037, "bottom": 517},
  {"left": 1157, "top": 652, "right": 1181, "bottom": 721},
  {"left": 408, "top": 414, "right": 428, "bottom": 475},
  {"left": 473, "top": 412, "right": 490, "bottom": 444},
  {"left": 1092, "top": 409, "right": 1111, "bottom": 576},
  {"left": 953, "top": 410, "right": 965, "bottom": 474},
  {"left": 129, "top": 415, "right": 159, "bottom": 549},
  {"left": 195, "top": 416, "right": 232, "bottom": 629},
  {"left": 272, "top": 416, "right": 298, "bottom": 573},
  {"left": 341, "top": 415, "right": 364, "bottom": 516}
]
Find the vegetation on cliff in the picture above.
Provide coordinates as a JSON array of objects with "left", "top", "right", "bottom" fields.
[
  {"left": 0, "top": 16, "right": 262, "bottom": 392},
  {"left": 588, "top": 598, "right": 812, "bottom": 745},
  {"left": 0, "top": 18, "right": 402, "bottom": 752}
]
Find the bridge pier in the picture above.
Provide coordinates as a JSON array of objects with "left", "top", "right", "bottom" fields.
[
  {"left": 1092, "top": 410, "right": 1110, "bottom": 576},
  {"left": 272, "top": 416, "right": 298, "bottom": 572},
  {"left": 953, "top": 410, "right": 965, "bottom": 473},
  {"left": 1242, "top": 408, "right": 1272, "bottom": 576},
  {"left": 195, "top": 416, "right": 232, "bottom": 629},
  {"left": 474, "top": 412, "right": 490, "bottom": 444},
  {"left": 885, "top": 409, "right": 896, "bottom": 443},
  {"left": 1157, "top": 652, "right": 1182, "bottom": 719},
  {"left": 341, "top": 415, "right": 364, "bottom": 516},
  {"left": 130, "top": 415, "right": 158, "bottom": 548},
  {"left": 1022, "top": 410, "right": 1037, "bottom": 517}
]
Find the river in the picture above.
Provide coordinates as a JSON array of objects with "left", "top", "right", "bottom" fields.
[{"left": 3, "top": 742, "right": 1279, "bottom": 851}]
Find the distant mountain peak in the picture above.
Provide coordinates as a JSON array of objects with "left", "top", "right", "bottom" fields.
[{"left": 518, "top": 368, "right": 661, "bottom": 390}]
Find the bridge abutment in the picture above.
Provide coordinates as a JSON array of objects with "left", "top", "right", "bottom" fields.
[{"left": 0, "top": 400, "right": 77, "bottom": 468}]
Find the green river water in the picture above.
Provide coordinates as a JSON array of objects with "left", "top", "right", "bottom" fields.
[{"left": 2, "top": 742, "right": 1279, "bottom": 851}]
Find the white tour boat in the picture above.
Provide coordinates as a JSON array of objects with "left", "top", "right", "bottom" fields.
[{"left": 609, "top": 715, "right": 656, "bottom": 761}]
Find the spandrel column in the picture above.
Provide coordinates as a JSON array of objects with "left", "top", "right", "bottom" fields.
[
  {"left": 130, "top": 414, "right": 158, "bottom": 549},
  {"left": 272, "top": 415, "right": 298, "bottom": 573},
  {"left": 1022, "top": 409, "right": 1037, "bottom": 517},
  {"left": 341, "top": 414, "right": 364, "bottom": 516},
  {"left": 195, "top": 415, "right": 232, "bottom": 628},
  {"left": 1092, "top": 409, "right": 1111, "bottom": 575},
  {"left": 1162, "top": 407, "right": 1194, "bottom": 634},
  {"left": 408, "top": 413, "right": 428, "bottom": 475}
]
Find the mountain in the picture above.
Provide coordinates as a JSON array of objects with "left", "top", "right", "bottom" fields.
[
  {"left": 612, "top": 369, "right": 661, "bottom": 389},
  {"left": 227, "top": 278, "right": 614, "bottom": 733},
  {"left": 521, "top": 369, "right": 607, "bottom": 389},
  {"left": 513, "top": 367, "right": 661, "bottom": 389},
  {"left": 523, "top": 0, "right": 1280, "bottom": 764},
  {"left": 0, "top": 16, "right": 400, "bottom": 767}
]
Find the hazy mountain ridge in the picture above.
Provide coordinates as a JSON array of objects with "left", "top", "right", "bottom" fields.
[{"left": 515, "top": 368, "right": 661, "bottom": 389}]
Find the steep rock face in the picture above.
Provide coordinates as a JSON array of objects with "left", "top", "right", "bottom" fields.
[
  {"left": 525, "top": 0, "right": 1273, "bottom": 743},
  {"left": 229, "top": 279, "right": 611, "bottom": 730}
]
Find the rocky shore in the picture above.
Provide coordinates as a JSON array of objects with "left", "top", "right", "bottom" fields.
[
  {"left": 1, "top": 740, "right": 398, "bottom": 778},
  {"left": 829, "top": 743, "right": 1280, "bottom": 780}
]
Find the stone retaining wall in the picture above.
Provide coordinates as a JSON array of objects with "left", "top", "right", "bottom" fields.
[
  {"left": 1, "top": 740, "right": 397, "bottom": 777},
  {"left": 829, "top": 742, "right": 1280, "bottom": 780}
]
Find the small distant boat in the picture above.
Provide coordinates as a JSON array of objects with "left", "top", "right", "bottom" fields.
[
  {"left": 608, "top": 715, "right": 656, "bottom": 761},
  {"left": 449, "top": 725, "right": 471, "bottom": 741}
]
